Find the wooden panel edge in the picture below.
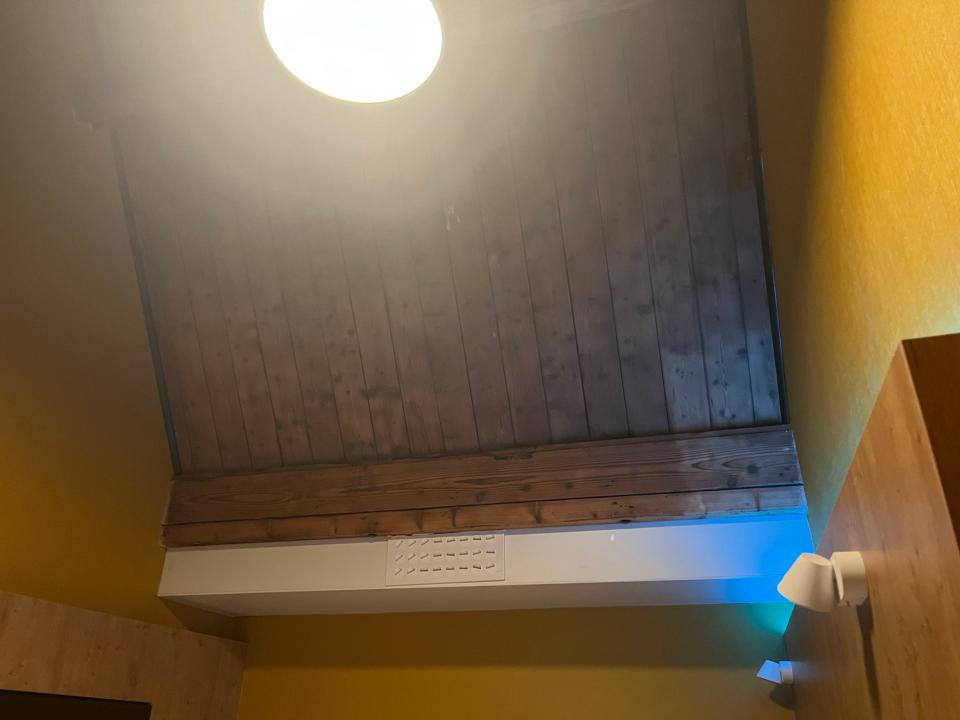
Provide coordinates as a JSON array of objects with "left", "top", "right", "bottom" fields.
[
  {"left": 0, "top": 591, "right": 245, "bottom": 720},
  {"left": 163, "top": 485, "right": 806, "bottom": 547},
  {"left": 902, "top": 333, "right": 960, "bottom": 539},
  {"left": 166, "top": 425, "right": 801, "bottom": 524},
  {"left": 783, "top": 335, "right": 960, "bottom": 718}
]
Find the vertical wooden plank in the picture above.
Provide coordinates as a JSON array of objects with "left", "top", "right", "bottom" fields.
[
  {"left": 539, "top": 26, "right": 629, "bottom": 439},
  {"left": 458, "top": 46, "right": 551, "bottom": 447},
  {"left": 440, "top": 195, "right": 515, "bottom": 451},
  {"left": 118, "top": 123, "right": 221, "bottom": 473},
  {"left": 623, "top": 1, "right": 711, "bottom": 433},
  {"left": 392, "top": 102, "right": 480, "bottom": 455},
  {"left": 667, "top": 0, "right": 754, "bottom": 428},
  {"left": 428, "top": 56, "right": 515, "bottom": 450},
  {"left": 260, "top": 143, "right": 345, "bottom": 463},
  {"left": 165, "top": 129, "right": 252, "bottom": 471},
  {"left": 197, "top": 133, "right": 283, "bottom": 470},
  {"left": 230, "top": 145, "right": 313, "bottom": 465},
  {"left": 335, "top": 117, "right": 410, "bottom": 460},
  {"left": 298, "top": 145, "right": 378, "bottom": 463},
  {"left": 366, "top": 112, "right": 445, "bottom": 457},
  {"left": 500, "top": 40, "right": 589, "bottom": 443},
  {"left": 712, "top": 0, "right": 781, "bottom": 424},
  {"left": 580, "top": 14, "right": 669, "bottom": 436}
]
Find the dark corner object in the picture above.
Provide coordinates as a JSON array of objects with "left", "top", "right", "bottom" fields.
[{"left": 0, "top": 690, "right": 151, "bottom": 719}]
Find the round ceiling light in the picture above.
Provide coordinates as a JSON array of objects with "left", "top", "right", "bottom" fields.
[{"left": 262, "top": 0, "right": 443, "bottom": 104}]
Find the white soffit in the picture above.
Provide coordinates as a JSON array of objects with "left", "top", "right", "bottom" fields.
[{"left": 159, "top": 514, "right": 812, "bottom": 615}]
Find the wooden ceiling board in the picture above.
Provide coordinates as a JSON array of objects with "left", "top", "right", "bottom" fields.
[{"left": 96, "top": 0, "right": 780, "bottom": 474}]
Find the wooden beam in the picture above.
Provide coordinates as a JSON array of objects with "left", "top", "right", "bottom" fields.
[
  {"left": 163, "top": 485, "right": 806, "bottom": 547},
  {"left": 163, "top": 426, "right": 802, "bottom": 545},
  {"left": 166, "top": 426, "right": 799, "bottom": 524}
]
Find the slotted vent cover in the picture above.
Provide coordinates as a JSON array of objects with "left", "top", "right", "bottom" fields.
[{"left": 386, "top": 532, "right": 505, "bottom": 586}]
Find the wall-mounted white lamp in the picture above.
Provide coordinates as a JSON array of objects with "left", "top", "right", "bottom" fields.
[
  {"left": 777, "top": 551, "right": 868, "bottom": 612},
  {"left": 757, "top": 659, "right": 794, "bottom": 685}
]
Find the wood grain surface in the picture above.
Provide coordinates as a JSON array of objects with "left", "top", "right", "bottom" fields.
[
  {"left": 101, "top": 0, "right": 780, "bottom": 474},
  {"left": 786, "top": 334, "right": 960, "bottom": 720},
  {"left": 164, "top": 425, "right": 803, "bottom": 545},
  {"left": 0, "top": 592, "right": 244, "bottom": 720}
]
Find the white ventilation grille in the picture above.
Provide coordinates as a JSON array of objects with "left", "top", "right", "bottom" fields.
[{"left": 386, "top": 532, "right": 505, "bottom": 586}]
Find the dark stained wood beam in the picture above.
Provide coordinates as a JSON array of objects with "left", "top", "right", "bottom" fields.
[
  {"left": 167, "top": 426, "right": 799, "bottom": 523},
  {"left": 163, "top": 426, "right": 803, "bottom": 546},
  {"left": 163, "top": 485, "right": 806, "bottom": 547}
]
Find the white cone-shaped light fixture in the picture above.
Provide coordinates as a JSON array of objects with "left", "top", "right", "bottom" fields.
[
  {"left": 778, "top": 552, "right": 835, "bottom": 612},
  {"left": 262, "top": 0, "right": 443, "bottom": 103},
  {"left": 777, "top": 550, "right": 868, "bottom": 612}
]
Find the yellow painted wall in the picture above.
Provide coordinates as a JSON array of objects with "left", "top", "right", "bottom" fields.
[
  {"left": 238, "top": 606, "right": 792, "bottom": 720},
  {"left": 0, "top": 1, "right": 235, "bottom": 638},
  {"left": 746, "top": 0, "right": 960, "bottom": 536}
]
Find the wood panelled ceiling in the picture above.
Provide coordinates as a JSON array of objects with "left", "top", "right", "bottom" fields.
[
  {"left": 91, "top": 0, "right": 780, "bottom": 477},
  {"left": 83, "top": 0, "right": 801, "bottom": 545}
]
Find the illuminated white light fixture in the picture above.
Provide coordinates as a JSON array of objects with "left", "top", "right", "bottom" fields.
[
  {"left": 757, "top": 660, "right": 794, "bottom": 685},
  {"left": 777, "top": 551, "right": 868, "bottom": 612},
  {"left": 262, "top": 0, "right": 443, "bottom": 103}
]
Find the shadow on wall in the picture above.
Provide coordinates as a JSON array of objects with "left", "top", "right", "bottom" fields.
[
  {"left": 745, "top": 0, "right": 832, "bottom": 297},
  {"left": 0, "top": 0, "right": 237, "bottom": 639},
  {"left": 746, "top": 0, "right": 833, "bottom": 531},
  {"left": 242, "top": 604, "right": 791, "bottom": 668},
  {"left": 747, "top": 0, "right": 842, "bottom": 540}
]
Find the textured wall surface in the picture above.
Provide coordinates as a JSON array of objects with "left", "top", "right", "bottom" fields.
[
  {"left": 238, "top": 606, "right": 793, "bottom": 720},
  {"left": 0, "top": 1, "right": 235, "bottom": 637},
  {"left": 746, "top": 0, "right": 960, "bottom": 536}
]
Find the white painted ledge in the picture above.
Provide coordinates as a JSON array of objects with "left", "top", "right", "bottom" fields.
[{"left": 159, "top": 514, "right": 812, "bottom": 615}]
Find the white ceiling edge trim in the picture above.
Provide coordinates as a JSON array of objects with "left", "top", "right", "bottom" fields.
[{"left": 159, "top": 513, "right": 812, "bottom": 616}]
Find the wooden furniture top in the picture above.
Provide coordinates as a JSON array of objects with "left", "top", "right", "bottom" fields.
[{"left": 786, "top": 333, "right": 960, "bottom": 720}]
